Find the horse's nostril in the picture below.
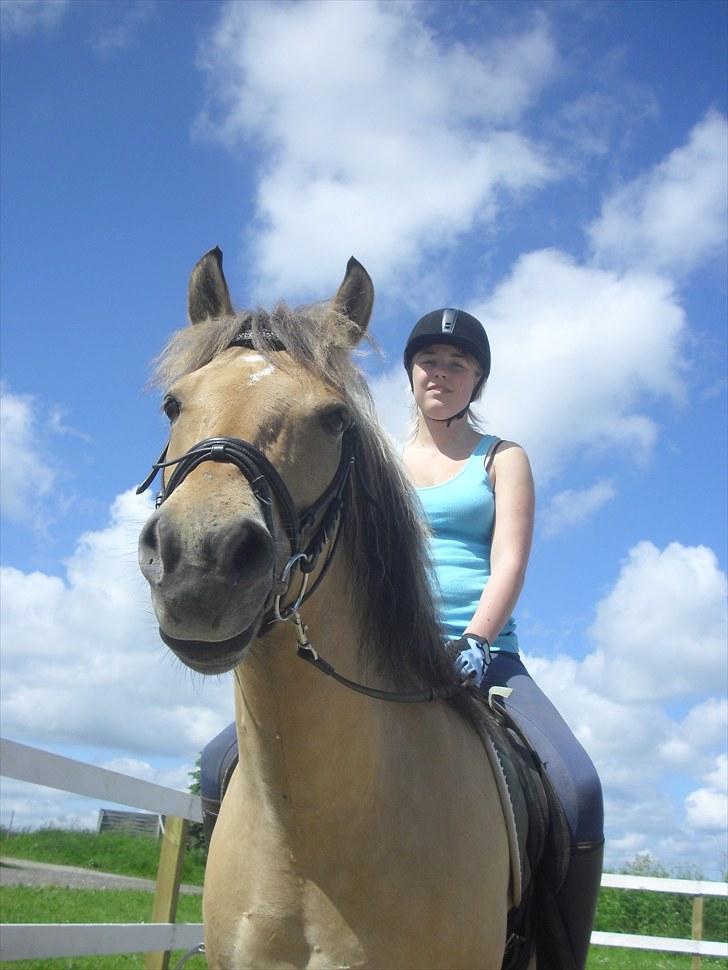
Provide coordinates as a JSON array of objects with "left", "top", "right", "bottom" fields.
[
  {"left": 140, "top": 516, "right": 159, "bottom": 553},
  {"left": 139, "top": 513, "right": 183, "bottom": 581},
  {"left": 230, "top": 523, "right": 274, "bottom": 585},
  {"left": 139, "top": 515, "right": 164, "bottom": 584}
]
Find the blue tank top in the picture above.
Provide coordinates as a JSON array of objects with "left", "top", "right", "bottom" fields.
[{"left": 415, "top": 435, "right": 519, "bottom": 653}]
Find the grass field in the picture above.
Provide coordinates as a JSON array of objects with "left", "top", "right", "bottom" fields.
[
  {"left": 1, "top": 828, "right": 726, "bottom": 969},
  {"left": 0, "top": 828, "right": 205, "bottom": 886},
  {"left": 0, "top": 886, "right": 205, "bottom": 969},
  {"left": 1, "top": 882, "right": 725, "bottom": 970}
]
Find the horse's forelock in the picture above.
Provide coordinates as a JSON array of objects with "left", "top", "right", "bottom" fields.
[{"left": 152, "top": 302, "right": 361, "bottom": 391}]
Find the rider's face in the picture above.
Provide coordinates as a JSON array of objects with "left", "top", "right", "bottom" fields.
[{"left": 411, "top": 344, "right": 481, "bottom": 420}]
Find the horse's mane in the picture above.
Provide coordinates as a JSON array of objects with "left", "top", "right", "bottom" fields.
[{"left": 154, "top": 302, "right": 485, "bottom": 729}]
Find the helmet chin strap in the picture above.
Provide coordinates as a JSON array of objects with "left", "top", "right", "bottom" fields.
[{"left": 431, "top": 405, "right": 469, "bottom": 427}]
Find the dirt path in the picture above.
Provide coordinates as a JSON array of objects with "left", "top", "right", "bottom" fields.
[{"left": 0, "top": 856, "right": 202, "bottom": 894}]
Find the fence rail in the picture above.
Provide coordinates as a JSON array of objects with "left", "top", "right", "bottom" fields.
[
  {"left": 0, "top": 922, "right": 204, "bottom": 960},
  {"left": 591, "top": 871, "right": 727, "bottom": 962},
  {"left": 1, "top": 738, "right": 202, "bottom": 822},
  {"left": 600, "top": 872, "right": 728, "bottom": 897},
  {"left": 1, "top": 737, "right": 727, "bottom": 964},
  {"left": 0, "top": 737, "right": 203, "bottom": 968}
]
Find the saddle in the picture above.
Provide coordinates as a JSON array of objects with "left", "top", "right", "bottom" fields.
[
  {"left": 200, "top": 703, "right": 575, "bottom": 970},
  {"left": 480, "top": 689, "right": 574, "bottom": 970}
]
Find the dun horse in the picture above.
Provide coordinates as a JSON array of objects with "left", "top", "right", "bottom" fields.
[{"left": 138, "top": 250, "right": 513, "bottom": 969}]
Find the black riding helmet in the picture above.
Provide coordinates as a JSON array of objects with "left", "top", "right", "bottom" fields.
[{"left": 403, "top": 308, "right": 491, "bottom": 416}]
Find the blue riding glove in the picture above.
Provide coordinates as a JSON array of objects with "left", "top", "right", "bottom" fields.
[{"left": 449, "top": 634, "right": 492, "bottom": 687}]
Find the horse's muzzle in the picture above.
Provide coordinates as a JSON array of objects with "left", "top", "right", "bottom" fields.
[
  {"left": 159, "top": 623, "right": 259, "bottom": 674},
  {"left": 138, "top": 506, "right": 276, "bottom": 666}
]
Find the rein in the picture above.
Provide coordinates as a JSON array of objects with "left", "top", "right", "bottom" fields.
[{"left": 295, "top": 631, "right": 457, "bottom": 703}]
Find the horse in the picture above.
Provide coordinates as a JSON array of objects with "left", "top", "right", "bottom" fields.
[{"left": 138, "top": 249, "right": 513, "bottom": 969}]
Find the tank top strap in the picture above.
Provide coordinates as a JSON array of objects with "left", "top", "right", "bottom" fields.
[
  {"left": 470, "top": 434, "right": 502, "bottom": 469},
  {"left": 484, "top": 435, "right": 503, "bottom": 472}
]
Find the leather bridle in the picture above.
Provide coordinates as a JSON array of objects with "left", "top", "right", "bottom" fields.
[
  {"left": 137, "top": 333, "right": 457, "bottom": 704},
  {"left": 136, "top": 423, "right": 357, "bottom": 626}
]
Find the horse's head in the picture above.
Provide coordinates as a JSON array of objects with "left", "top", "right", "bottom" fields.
[{"left": 138, "top": 248, "right": 374, "bottom": 674}]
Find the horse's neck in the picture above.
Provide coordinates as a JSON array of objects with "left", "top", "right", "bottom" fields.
[{"left": 234, "top": 557, "right": 388, "bottom": 826}]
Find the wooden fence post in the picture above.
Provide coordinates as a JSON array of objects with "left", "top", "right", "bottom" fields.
[
  {"left": 144, "top": 815, "right": 189, "bottom": 970},
  {"left": 691, "top": 893, "right": 704, "bottom": 970}
]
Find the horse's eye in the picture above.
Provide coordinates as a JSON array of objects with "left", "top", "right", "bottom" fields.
[
  {"left": 163, "top": 396, "right": 181, "bottom": 423},
  {"left": 320, "top": 406, "right": 350, "bottom": 436}
]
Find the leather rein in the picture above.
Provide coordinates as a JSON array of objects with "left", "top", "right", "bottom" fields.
[{"left": 137, "top": 334, "right": 455, "bottom": 705}]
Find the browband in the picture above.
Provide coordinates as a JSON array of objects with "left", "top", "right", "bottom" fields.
[{"left": 228, "top": 330, "right": 286, "bottom": 351}]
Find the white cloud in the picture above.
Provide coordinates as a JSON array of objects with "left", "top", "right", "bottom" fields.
[
  {"left": 369, "top": 250, "right": 687, "bottom": 483},
  {"left": 195, "top": 0, "right": 557, "bottom": 299},
  {"left": 524, "top": 652, "right": 672, "bottom": 792},
  {"left": 589, "top": 110, "right": 728, "bottom": 277},
  {"left": 584, "top": 541, "right": 727, "bottom": 702},
  {"left": 521, "top": 539, "right": 727, "bottom": 875},
  {"left": 471, "top": 249, "right": 686, "bottom": 481},
  {"left": 1, "top": 777, "right": 99, "bottom": 832},
  {"left": 524, "top": 647, "right": 727, "bottom": 875},
  {"left": 541, "top": 480, "right": 616, "bottom": 537},
  {"left": 685, "top": 786, "right": 728, "bottom": 832},
  {"left": 0, "top": 387, "right": 57, "bottom": 524},
  {"left": 0, "top": 489, "right": 232, "bottom": 761},
  {"left": 704, "top": 753, "right": 728, "bottom": 794},
  {"left": 100, "top": 757, "right": 192, "bottom": 794},
  {"left": 660, "top": 698, "right": 728, "bottom": 770},
  {"left": 684, "top": 752, "right": 728, "bottom": 835},
  {"left": 1, "top": 385, "right": 93, "bottom": 530},
  {"left": 0, "top": 0, "right": 68, "bottom": 36},
  {"left": 93, "top": 0, "right": 155, "bottom": 56},
  {"left": 368, "top": 368, "right": 413, "bottom": 447}
]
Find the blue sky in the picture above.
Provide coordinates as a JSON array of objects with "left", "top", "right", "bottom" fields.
[{"left": 1, "top": 0, "right": 726, "bottom": 878}]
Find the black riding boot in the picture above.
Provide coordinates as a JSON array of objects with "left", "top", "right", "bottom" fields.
[{"left": 555, "top": 840, "right": 604, "bottom": 970}]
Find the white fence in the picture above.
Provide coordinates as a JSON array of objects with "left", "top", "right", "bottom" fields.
[
  {"left": 593, "top": 872, "right": 727, "bottom": 960},
  {"left": 0, "top": 737, "right": 204, "bottom": 965},
  {"left": 1, "top": 737, "right": 727, "bottom": 964}
]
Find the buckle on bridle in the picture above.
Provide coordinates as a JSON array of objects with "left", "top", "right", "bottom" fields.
[{"left": 273, "top": 552, "right": 311, "bottom": 621}]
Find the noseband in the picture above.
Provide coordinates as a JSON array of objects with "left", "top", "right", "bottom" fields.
[{"left": 136, "top": 422, "right": 357, "bottom": 624}]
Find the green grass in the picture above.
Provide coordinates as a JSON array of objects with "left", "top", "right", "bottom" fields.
[
  {"left": 2, "top": 884, "right": 725, "bottom": 970},
  {"left": 0, "top": 885, "right": 205, "bottom": 969},
  {"left": 0, "top": 828, "right": 205, "bottom": 886},
  {"left": 1, "top": 830, "right": 725, "bottom": 969},
  {"left": 587, "top": 949, "right": 726, "bottom": 968},
  {"left": 1, "top": 883, "right": 724, "bottom": 969},
  {"left": 0, "top": 885, "right": 202, "bottom": 924}
]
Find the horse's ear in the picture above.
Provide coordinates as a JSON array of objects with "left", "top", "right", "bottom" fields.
[
  {"left": 332, "top": 257, "right": 374, "bottom": 344},
  {"left": 188, "top": 247, "right": 234, "bottom": 325}
]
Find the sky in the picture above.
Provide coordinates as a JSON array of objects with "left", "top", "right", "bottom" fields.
[{"left": 0, "top": 0, "right": 726, "bottom": 879}]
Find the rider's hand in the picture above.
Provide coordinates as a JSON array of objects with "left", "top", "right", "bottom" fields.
[{"left": 449, "top": 634, "right": 491, "bottom": 686}]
